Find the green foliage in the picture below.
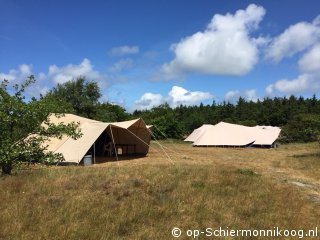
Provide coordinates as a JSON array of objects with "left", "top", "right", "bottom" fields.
[
  {"left": 95, "top": 103, "right": 129, "bottom": 122},
  {"left": 133, "top": 103, "right": 184, "bottom": 139},
  {"left": 237, "top": 168, "right": 259, "bottom": 177},
  {"left": 0, "top": 76, "right": 82, "bottom": 174},
  {"left": 43, "top": 77, "right": 129, "bottom": 122},
  {"left": 281, "top": 114, "right": 320, "bottom": 143},
  {"left": 44, "top": 77, "right": 101, "bottom": 118},
  {"left": 133, "top": 95, "right": 320, "bottom": 143}
]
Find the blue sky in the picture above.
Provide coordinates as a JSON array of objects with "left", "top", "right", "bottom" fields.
[{"left": 1, "top": 0, "right": 320, "bottom": 111}]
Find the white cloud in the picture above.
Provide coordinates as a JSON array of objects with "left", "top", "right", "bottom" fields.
[
  {"left": 166, "top": 86, "right": 213, "bottom": 108},
  {"left": 265, "top": 16, "right": 320, "bottom": 96},
  {"left": 109, "top": 45, "right": 139, "bottom": 56},
  {"left": 0, "top": 59, "right": 108, "bottom": 97},
  {"left": 0, "top": 64, "right": 33, "bottom": 83},
  {"left": 265, "top": 84, "right": 274, "bottom": 96},
  {"left": 225, "top": 89, "right": 259, "bottom": 102},
  {"left": 48, "top": 58, "right": 105, "bottom": 84},
  {"left": 245, "top": 89, "right": 258, "bottom": 102},
  {"left": 225, "top": 90, "right": 240, "bottom": 102},
  {"left": 298, "top": 43, "right": 320, "bottom": 74},
  {"left": 108, "top": 58, "right": 133, "bottom": 72},
  {"left": 266, "top": 43, "right": 320, "bottom": 95},
  {"left": 133, "top": 86, "right": 213, "bottom": 110},
  {"left": 134, "top": 93, "right": 164, "bottom": 110},
  {"left": 267, "top": 74, "right": 320, "bottom": 95},
  {"left": 267, "top": 74, "right": 312, "bottom": 95},
  {"left": 266, "top": 16, "right": 320, "bottom": 62},
  {"left": 158, "top": 4, "right": 266, "bottom": 80},
  {"left": 0, "top": 64, "right": 49, "bottom": 96}
]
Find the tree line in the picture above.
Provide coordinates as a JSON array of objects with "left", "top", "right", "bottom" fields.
[
  {"left": 132, "top": 96, "right": 320, "bottom": 143},
  {"left": 41, "top": 77, "right": 320, "bottom": 143}
]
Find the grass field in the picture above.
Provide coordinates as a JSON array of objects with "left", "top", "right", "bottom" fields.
[{"left": 0, "top": 141, "right": 319, "bottom": 239}]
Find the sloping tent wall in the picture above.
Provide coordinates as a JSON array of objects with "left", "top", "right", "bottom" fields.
[
  {"left": 252, "top": 126, "right": 282, "bottom": 146},
  {"left": 185, "top": 122, "right": 281, "bottom": 147},
  {"left": 184, "top": 124, "right": 213, "bottom": 142},
  {"left": 44, "top": 114, "right": 151, "bottom": 164}
]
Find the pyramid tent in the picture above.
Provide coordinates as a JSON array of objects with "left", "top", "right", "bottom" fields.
[
  {"left": 44, "top": 114, "right": 151, "bottom": 163},
  {"left": 185, "top": 122, "right": 281, "bottom": 147}
]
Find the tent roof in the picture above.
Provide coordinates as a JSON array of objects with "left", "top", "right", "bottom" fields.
[
  {"left": 252, "top": 125, "right": 281, "bottom": 145},
  {"left": 111, "top": 118, "right": 146, "bottom": 129},
  {"left": 184, "top": 124, "right": 212, "bottom": 142},
  {"left": 186, "top": 122, "right": 281, "bottom": 147},
  {"left": 48, "top": 113, "right": 100, "bottom": 125}
]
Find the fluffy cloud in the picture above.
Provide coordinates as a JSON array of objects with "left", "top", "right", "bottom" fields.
[
  {"left": 224, "top": 90, "right": 240, "bottom": 102},
  {"left": 158, "top": 4, "right": 266, "bottom": 80},
  {"left": 266, "top": 43, "right": 320, "bottom": 95},
  {"left": 48, "top": 58, "right": 106, "bottom": 84},
  {"left": 134, "top": 86, "right": 213, "bottom": 110},
  {"left": 245, "top": 89, "right": 258, "bottom": 102},
  {"left": 225, "top": 89, "right": 259, "bottom": 102},
  {"left": 265, "top": 16, "right": 320, "bottom": 96},
  {"left": 108, "top": 58, "right": 133, "bottom": 72},
  {"left": 298, "top": 43, "right": 320, "bottom": 74},
  {"left": 266, "top": 16, "right": 320, "bottom": 62},
  {"left": 266, "top": 74, "right": 320, "bottom": 95},
  {"left": 109, "top": 45, "right": 139, "bottom": 56},
  {"left": 0, "top": 64, "right": 33, "bottom": 83},
  {"left": 265, "top": 84, "right": 274, "bottom": 96},
  {"left": 0, "top": 64, "right": 50, "bottom": 96},
  {"left": 167, "top": 86, "right": 213, "bottom": 108},
  {"left": 267, "top": 74, "right": 311, "bottom": 94},
  {"left": 133, "top": 93, "right": 164, "bottom": 110},
  {"left": 0, "top": 59, "right": 107, "bottom": 97}
]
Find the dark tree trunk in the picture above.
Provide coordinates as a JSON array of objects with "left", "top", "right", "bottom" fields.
[{"left": 1, "top": 163, "right": 12, "bottom": 175}]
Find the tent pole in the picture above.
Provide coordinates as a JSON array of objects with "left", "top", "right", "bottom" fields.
[
  {"left": 149, "top": 131, "right": 174, "bottom": 165},
  {"left": 125, "top": 127, "right": 182, "bottom": 160},
  {"left": 109, "top": 125, "right": 119, "bottom": 162},
  {"left": 93, "top": 142, "right": 96, "bottom": 164},
  {"left": 124, "top": 128, "right": 163, "bottom": 155}
]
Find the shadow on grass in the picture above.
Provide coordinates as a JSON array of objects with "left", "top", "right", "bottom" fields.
[
  {"left": 288, "top": 151, "right": 320, "bottom": 170},
  {"left": 292, "top": 152, "right": 320, "bottom": 158}
]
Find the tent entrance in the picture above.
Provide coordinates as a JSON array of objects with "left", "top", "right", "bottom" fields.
[{"left": 85, "top": 128, "right": 144, "bottom": 164}]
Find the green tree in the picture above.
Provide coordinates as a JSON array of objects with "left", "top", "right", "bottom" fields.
[
  {"left": 44, "top": 77, "right": 101, "bottom": 118},
  {"left": 0, "top": 76, "right": 82, "bottom": 175},
  {"left": 281, "top": 114, "right": 320, "bottom": 143},
  {"left": 95, "top": 102, "right": 129, "bottom": 122}
]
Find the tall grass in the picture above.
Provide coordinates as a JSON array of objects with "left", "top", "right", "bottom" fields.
[{"left": 0, "top": 142, "right": 319, "bottom": 239}]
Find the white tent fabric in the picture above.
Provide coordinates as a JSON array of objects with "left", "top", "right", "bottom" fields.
[
  {"left": 44, "top": 114, "right": 151, "bottom": 163},
  {"left": 185, "top": 122, "right": 281, "bottom": 147},
  {"left": 184, "top": 124, "right": 212, "bottom": 142},
  {"left": 252, "top": 125, "right": 281, "bottom": 145}
]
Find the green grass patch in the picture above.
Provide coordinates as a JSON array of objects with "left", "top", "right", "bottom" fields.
[{"left": 237, "top": 168, "right": 260, "bottom": 176}]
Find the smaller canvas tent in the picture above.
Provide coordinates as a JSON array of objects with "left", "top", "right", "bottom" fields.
[
  {"left": 44, "top": 114, "right": 151, "bottom": 164},
  {"left": 185, "top": 122, "right": 281, "bottom": 148}
]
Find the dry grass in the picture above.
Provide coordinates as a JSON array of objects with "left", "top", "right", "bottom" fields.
[{"left": 0, "top": 142, "right": 319, "bottom": 239}]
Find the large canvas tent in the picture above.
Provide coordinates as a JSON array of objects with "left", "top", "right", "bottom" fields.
[
  {"left": 185, "top": 122, "right": 281, "bottom": 148},
  {"left": 44, "top": 114, "right": 151, "bottom": 164}
]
